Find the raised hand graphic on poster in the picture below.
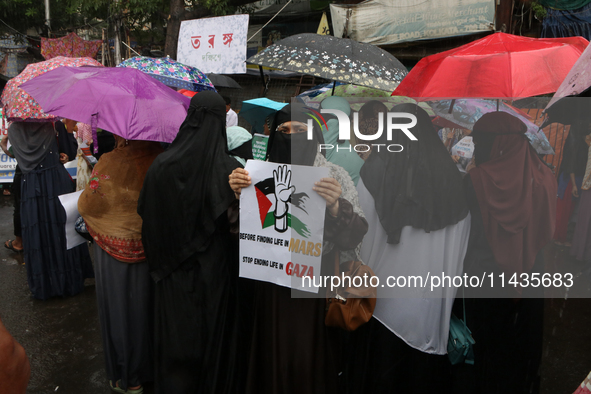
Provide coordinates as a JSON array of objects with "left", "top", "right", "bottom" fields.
[
  {"left": 273, "top": 165, "right": 295, "bottom": 233},
  {"left": 239, "top": 160, "right": 328, "bottom": 292}
]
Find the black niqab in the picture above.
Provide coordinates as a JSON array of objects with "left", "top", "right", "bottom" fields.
[
  {"left": 138, "top": 91, "right": 241, "bottom": 281},
  {"left": 267, "top": 103, "right": 324, "bottom": 165},
  {"left": 359, "top": 103, "right": 468, "bottom": 244}
]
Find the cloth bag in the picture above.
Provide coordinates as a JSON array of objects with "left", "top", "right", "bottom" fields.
[
  {"left": 325, "top": 251, "right": 377, "bottom": 331},
  {"left": 447, "top": 297, "right": 475, "bottom": 365}
]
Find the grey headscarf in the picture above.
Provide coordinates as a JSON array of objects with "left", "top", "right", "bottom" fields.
[{"left": 7, "top": 122, "right": 55, "bottom": 173}]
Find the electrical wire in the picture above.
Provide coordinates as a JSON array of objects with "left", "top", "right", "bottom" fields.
[
  {"left": 248, "top": 0, "right": 293, "bottom": 42},
  {"left": 0, "top": 17, "right": 41, "bottom": 41}
]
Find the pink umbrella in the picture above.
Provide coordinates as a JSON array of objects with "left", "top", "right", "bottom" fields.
[
  {"left": 0, "top": 56, "right": 102, "bottom": 122},
  {"left": 20, "top": 66, "right": 191, "bottom": 151}
]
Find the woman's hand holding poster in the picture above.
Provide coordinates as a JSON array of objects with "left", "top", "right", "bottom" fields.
[{"left": 239, "top": 160, "right": 328, "bottom": 293}]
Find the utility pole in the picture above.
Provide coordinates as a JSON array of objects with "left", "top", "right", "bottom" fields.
[
  {"left": 84, "top": 17, "right": 89, "bottom": 40},
  {"left": 101, "top": 29, "right": 106, "bottom": 66},
  {"left": 44, "top": 0, "right": 51, "bottom": 37},
  {"left": 114, "top": 19, "right": 122, "bottom": 65},
  {"left": 113, "top": 0, "right": 122, "bottom": 65}
]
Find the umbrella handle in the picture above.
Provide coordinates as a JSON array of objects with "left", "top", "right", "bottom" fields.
[{"left": 91, "top": 114, "right": 99, "bottom": 154}]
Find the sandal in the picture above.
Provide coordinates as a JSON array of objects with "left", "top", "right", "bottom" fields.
[
  {"left": 4, "top": 240, "right": 23, "bottom": 253},
  {"left": 109, "top": 381, "right": 143, "bottom": 394}
]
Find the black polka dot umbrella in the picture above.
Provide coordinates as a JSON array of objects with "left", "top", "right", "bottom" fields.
[{"left": 247, "top": 33, "right": 407, "bottom": 92}]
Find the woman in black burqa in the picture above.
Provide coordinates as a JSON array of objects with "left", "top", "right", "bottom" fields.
[
  {"left": 229, "top": 103, "right": 368, "bottom": 394},
  {"left": 137, "top": 91, "right": 248, "bottom": 394}
]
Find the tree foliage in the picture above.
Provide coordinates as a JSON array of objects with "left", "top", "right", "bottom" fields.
[
  {"left": 0, "top": 0, "right": 83, "bottom": 36},
  {"left": 0, "top": 0, "right": 252, "bottom": 57}
]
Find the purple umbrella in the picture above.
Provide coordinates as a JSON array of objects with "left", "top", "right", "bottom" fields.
[{"left": 20, "top": 66, "right": 191, "bottom": 152}]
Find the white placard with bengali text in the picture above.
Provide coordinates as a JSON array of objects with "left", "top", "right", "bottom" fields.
[
  {"left": 239, "top": 160, "right": 328, "bottom": 293},
  {"left": 177, "top": 15, "right": 249, "bottom": 74}
]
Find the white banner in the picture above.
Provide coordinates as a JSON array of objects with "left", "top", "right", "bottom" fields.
[
  {"left": 330, "top": 0, "right": 495, "bottom": 46},
  {"left": 0, "top": 153, "right": 17, "bottom": 183},
  {"left": 58, "top": 190, "right": 87, "bottom": 250},
  {"left": 0, "top": 109, "right": 16, "bottom": 183},
  {"left": 177, "top": 15, "right": 249, "bottom": 74},
  {"left": 239, "top": 160, "right": 328, "bottom": 293}
]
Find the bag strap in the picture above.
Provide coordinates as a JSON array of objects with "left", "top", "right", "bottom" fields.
[
  {"left": 333, "top": 247, "right": 340, "bottom": 277},
  {"left": 462, "top": 286, "right": 467, "bottom": 323}
]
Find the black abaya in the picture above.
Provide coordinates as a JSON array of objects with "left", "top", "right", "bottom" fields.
[
  {"left": 245, "top": 103, "right": 368, "bottom": 394},
  {"left": 138, "top": 92, "right": 245, "bottom": 394},
  {"left": 153, "top": 213, "right": 245, "bottom": 393},
  {"left": 246, "top": 196, "right": 368, "bottom": 394}
]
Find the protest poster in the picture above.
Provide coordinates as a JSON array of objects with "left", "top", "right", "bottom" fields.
[
  {"left": 0, "top": 108, "right": 16, "bottom": 183},
  {"left": 177, "top": 15, "right": 249, "bottom": 74},
  {"left": 239, "top": 160, "right": 329, "bottom": 293},
  {"left": 451, "top": 136, "right": 474, "bottom": 173},
  {"left": 58, "top": 190, "right": 87, "bottom": 250},
  {"left": 0, "top": 154, "right": 17, "bottom": 183},
  {"left": 251, "top": 134, "right": 268, "bottom": 161}
]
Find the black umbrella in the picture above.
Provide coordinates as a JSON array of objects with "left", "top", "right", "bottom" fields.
[
  {"left": 542, "top": 95, "right": 591, "bottom": 127},
  {"left": 207, "top": 73, "right": 241, "bottom": 89},
  {"left": 246, "top": 33, "right": 407, "bottom": 92},
  {"left": 543, "top": 42, "right": 591, "bottom": 127}
]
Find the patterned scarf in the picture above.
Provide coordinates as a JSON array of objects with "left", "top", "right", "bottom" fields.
[{"left": 78, "top": 139, "right": 163, "bottom": 262}]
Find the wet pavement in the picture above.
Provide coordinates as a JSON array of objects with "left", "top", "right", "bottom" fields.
[{"left": 0, "top": 192, "right": 590, "bottom": 393}]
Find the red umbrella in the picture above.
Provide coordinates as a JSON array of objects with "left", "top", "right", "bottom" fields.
[{"left": 392, "top": 33, "right": 588, "bottom": 99}]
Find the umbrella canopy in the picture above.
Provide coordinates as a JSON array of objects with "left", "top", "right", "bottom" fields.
[
  {"left": 1, "top": 56, "right": 102, "bottom": 122},
  {"left": 246, "top": 33, "right": 408, "bottom": 91},
  {"left": 20, "top": 66, "right": 191, "bottom": 149},
  {"left": 178, "top": 89, "right": 197, "bottom": 98},
  {"left": 297, "top": 81, "right": 344, "bottom": 100},
  {"left": 41, "top": 32, "right": 102, "bottom": 60},
  {"left": 207, "top": 73, "right": 241, "bottom": 89},
  {"left": 428, "top": 99, "right": 554, "bottom": 155},
  {"left": 117, "top": 56, "right": 215, "bottom": 92},
  {"left": 393, "top": 33, "right": 588, "bottom": 99},
  {"left": 544, "top": 40, "right": 591, "bottom": 125},
  {"left": 240, "top": 98, "right": 288, "bottom": 133},
  {"left": 303, "top": 94, "right": 435, "bottom": 115},
  {"left": 314, "top": 84, "right": 391, "bottom": 101}
]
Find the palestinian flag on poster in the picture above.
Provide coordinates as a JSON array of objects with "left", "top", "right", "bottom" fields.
[{"left": 254, "top": 177, "right": 312, "bottom": 238}]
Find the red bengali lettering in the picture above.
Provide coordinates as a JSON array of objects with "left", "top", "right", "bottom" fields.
[
  {"left": 223, "top": 33, "right": 233, "bottom": 47},
  {"left": 191, "top": 36, "right": 201, "bottom": 49}
]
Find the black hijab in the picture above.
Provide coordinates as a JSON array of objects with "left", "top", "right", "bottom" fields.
[
  {"left": 359, "top": 103, "right": 468, "bottom": 244},
  {"left": 7, "top": 122, "right": 55, "bottom": 173},
  {"left": 267, "top": 103, "right": 324, "bottom": 165},
  {"left": 138, "top": 91, "right": 241, "bottom": 281}
]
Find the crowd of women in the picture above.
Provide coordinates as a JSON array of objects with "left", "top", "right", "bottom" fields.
[{"left": 2, "top": 89, "right": 558, "bottom": 394}]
